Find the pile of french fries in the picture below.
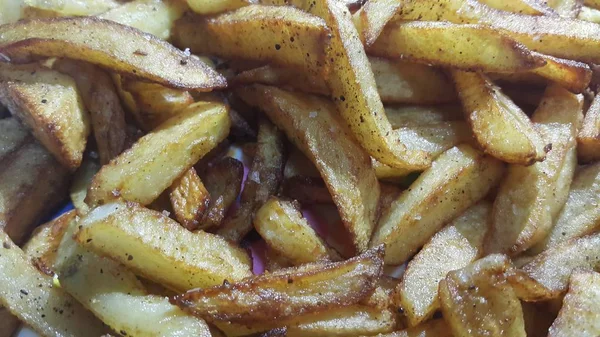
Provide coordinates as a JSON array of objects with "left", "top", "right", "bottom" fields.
[{"left": 2, "top": 0, "right": 600, "bottom": 336}]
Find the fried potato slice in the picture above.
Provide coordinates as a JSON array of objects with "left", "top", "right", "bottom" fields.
[
  {"left": 546, "top": 0, "right": 582, "bottom": 17},
  {"left": 233, "top": 65, "right": 329, "bottom": 96},
  {"left": 0, "top": 138, "right": 69, "bottom": 244},
  {"left": 385, "top": 105, "right": 463, "bottom": 128},
  {"left": 173, "top": 246, "right": 384, "bottom": 323},
  {"left": 528, "top": 53, "right": 592, "bottom": 93},
  {"left": 281, "top": 176, "right": 333, "bottom": 204},
  {"left": 370, "top": 145, "right": 504, "bottom": 264},
  {"left": 509, "top": 233, "right": 600, "bottom": 300},
  {"left": 216, "top": 119, "right": 284, "bottom": 242},
  {"left": 577, "top": 94, "right": 600, "bottom": 163},
  {"left": 394, "top": 121, "right": 474, "bottom": 159},
  {"left": 547, "top": 270, "right": 600, "bottom": 337},
  {"left": 578, "top": 5, "right": 600, "bottom": 22},
  {"left": 173, "top": 5, "right": 329, "bottom": 75},
  {"left": 186, "top": 0, "right": 252, "bottom": 14},
  {"left": 399, "top": 201, "right": 491, "bottom": 326},
  {"left": 237, "top": 86, "right": 378, "bottom": 253},
  {"left": 352, "top": 0, "right": 402, "bottom": 46},
  {"left": 283, "top": 148, "right": 322, "bottom": 179},
  {"left": 22, "top": 0, "right": 120, "bottom": 16},
  {"left": 485, "top": 85, "right": 582, "bottom": 255},
  {"left": 369, "top": 21, "right": 543, "bottom": 72},
  {"left": 86, "top": 102, "right": 230, "bottom": 207},
  {"left": 70, "top": 156, "right": 101, "bottom": 215},
  {"left": 169, "top": 168, "right": 210, "bottom": 231},
  {"left": 532, "top": 162, "right": 600, "bottom": 253},
  {"left": 53, "top": 59, "right": 127, "bottom": 164},
  {"left": 76, "top": 201, "right": 252, "bottom": 291},
  {"left": 478, "top": 0, "right": 556, "bottom": 14},
  {"left": 23, "top": 211, "right": 74, "bottom": 276},
  {"left": 255, "top": 197, "right": 337, "bottom": 264},
  {"left": 452, "top": 70, "right": 547, "bottom": 164},
  {"left": 440, "top": 254, "right": 526, "bottom": 337},
  {"left": 0, "top": 117, "right": 30, "bottom": 160},
  {"left": 0, "top": 63, "right": 90, "bottom": 170},
  {"left": 376, "top": 319, "right": 451, "bottom": 337},
  {"left": 55, "top": 215, "right": 212, "bottom": 337},
  {"left": 0, "top": 17, "right": 225, "bottom": 90},
  {"left": 0, "top": 231, "right": 109, "bottom": 336},
  {"left": 585, "top": 0, "right": 600, "bottom": 8}
]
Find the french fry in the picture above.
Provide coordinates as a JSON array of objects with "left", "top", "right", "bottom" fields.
[
  {"left": 527, "top": 53, "right": 592, "bottom": 93},
  {"left": 0, "top": 117, "right": 31, "bottom": 160},
  {"left": 53, "top": 58, "right": 127, "bottom": 164},
  {"left": 509, "top": 233, "right": 600, "bottom": 300},
  {"left": 398, "top": 201, "right": 491, "bottom": 326},
  {"left": 577, "top": 93, "right": 600, "bottom": 163},
  {"left": 173, "top": 5, "right": 330, "bottom": 75},
  {"left": 547, "top": 270, "right": 600, "bottom": 337},
  {"left": 216, "top": 119, "right": 284, "bottom": 242},
  {"left": 254, "top": 197, "right": 337, "bottom": 264},
  {"left": 281, "top": 176, "right": 333, "bottom": 204},
  {"left": 283, "top": 148, "right": 321, "bottom": 179},
  {"left": 485, "top": 85, "right": 582, "bottom": 255},
  {"left": 370, "top": 145, "right": 504, "bottom": 264},
  {"left": 385, "top": 105, "right": 463, "bottom": 128},
  {"left": 393, "top": 121, "right": 474, "bottom": 159},
  {"left": 237, "top": 86, "right": 378, "bottom": 253},
  {"left": 186, "top": 0, "right": 252, "bottom": 14},
  {"left": 76, "top": 201, "right": 253, "bottom": 291},
  {"left": 546, "top": 0, "right": 582, "bottom": 17},
  {"left": 70, "top": 156, "right": 101, "bottom": 215},
  {"left": 172, "top": 246, "right": 384, "bottom": 323},
  {"left": 478, "top": 0, "right": 556, "bottom": 14},
  {"left": 0, "top": 230, "right": 109, "bottom": 336},
  {"left": 452, "top": 70, "right": 548, "bottom": 164},
  {"left": 0, "top": 0, "right": 23, "bottom": 24},
  {"left": 199, "top": 157, "right": 244, "bottom": 230},
  {"left": 22, "top": 0, "right": 120, "bottom": 16},
  {"left": 55, "top": 214, "right": 213, "bottom": 337},
  {"left": 352, "top": 0, "right": 402, "bottom": 46},
  {"left": 579, "top": 5, "right": 600, "bottom": 22},
  {"left": 86, "top": 102, "right": 230, "bottom": 207},
  {"left": 375, "top": 319, "right": 452, "bottom": 337},
  {"left": 0, "top": 63, "right": 90, "bottom": 170},
  {"left": 0, "top": 17, "right": 225, "bottom": 90},
  {"left": 585, "top": 0, "right": 600, "bottom": 9},
  {"left": 369, "top": 21, "right": 544, "bottom": 72},
  {"left": 169, "top": 167, "right": 210, "bottom": 231},
  {"left": 440, "top": 254, "right": 526, "bottom": 337},
  {"left": 232, "top": 65, "right": 329, "bottom": 96}
]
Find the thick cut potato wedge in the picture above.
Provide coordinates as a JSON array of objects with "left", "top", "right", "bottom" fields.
[
  {"left": 186, "top": 0, "right": 252, "bottom": 14},
  {"left": 23, "top": 211, "right": 74, "bottom": 276},
  {"left": 169, "top": 168, "right": 210, "bottom": 231},
  {"left": 76, "top": 201, "right": 252, "bottom": 291},
  {"left": 199, "top": 157, "right": 244, "bottom": 230},
  {"left": 385, "top": 105, "right": 463, "bottom": 128},
  {"left": 375, "top": 319, "right": 452, "bottom": 337},
  {"left": 53, "top": 59, "right": 127, "bottom": 164},
  {"left": 70, "top": 156, "right": 101, "bottom": 214},
  {"left": 0, "top": 63, "right": 89, "bottom": 170},
  {"left": 99, "top": 0, "right": 187, "bottom": 40},
  {"left": 217, "top": 119, "right": 284, "bottom": 242},
  {"left": 393, "top": 121, "right": 473, "bottom": 159},
  {"left": 532, "top": 162, "right": 600, "bottom": 252},
  {"left": 370, "top": 145, "right": 504, "bottom": 265},
  {"left": 452, "top": 70, "right": 547, "bottom": 165},
  {"left": 0, "top": 231, "right": 108, "bottom": 336},
  {"left": 485, "top": 85, "right": 582, "bottom": 256},
  {"left": 173, "top": 246, "right": 384, "bottom": 323},
  {"left": 369, "top": 21, "right": 543, "bottom": 72},
  {"left": 578, "top": 94, "right": 600, "bottom": 163},
  {"left": 510, "top": 233, "right": 600, "bottom": 300},
  {"left": 22, "top": 0, "right": 120, "bottom": 16},
  {"left": 579, "top": 5, "right": 600, "bottom": 22},
  {"left": 237, "top": 86, "right": 378, "bottom": 253},
  {"left": 440, "top": 254, "right": 526, "bottom": 337},
  {"left": 0, "top": 17, "right": 225, "bottom": 90},
  {"left": 55, "top": 215, "right": 212, "bottom": 337},
  {"left": 173, "top": 5, "right": 329, "bottom": 75},
  {"left": 0, "top": 139, "right": 69, "bottom": 244},
  {"left": 352, "top": 0, "right": 403, "bottom": 46},
  {"left": 254, "top": 197, "right": 336, "bottom": 264},
  {"left": 528, "top": 53, "right": 592, "bottom": 93},
  {"left": 86, "top": 102, "right": 230, "bottom": 207},
  {"left": 0, "top": 117, "right": 30, "bottom": 160},
  {"left": 399, "top": 201, "right": 490, "bottom": 326},
  {"left": 548, "top": 270, "right": 600, "bottom": 337}
]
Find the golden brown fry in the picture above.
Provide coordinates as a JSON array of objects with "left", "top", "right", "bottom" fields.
[
  {"left": 485, "top": 85, "right": 582, "bottom": 256},
  {"left": 23, "top": 211, "right": 74, "bottom": 276},
  {"left": 528, "top": 53, "right": 592, "bottom": 93},
  {"left": 547, "top": 270, "right": 600, "bottom": 337},
  {"left": 393, "top": 121, "right": 474, "bottom": 160},
  {"left": 509, "top": 233, "right": 600, "bottom": 300},
  {"left": 199, "top": 157, "right": 244, "bottom": 230},
  {"left": 254, "top": 197, "right": 336, "bottom": 264},
  {"left": 217, "top": 119, "right": 284, "bottom": 242},
  {"left": 452, "top": 70, "right": 548, "bottom": 164},
  {"left": 441, "top": 254, "right": 525, "bottom": 337},
  {"left": 585, "top": 0, "right": 600, "bottom": 8},
  {"left": 173, "top": 246, "right": 384, "bottom": 323},
  {"left": 233, "top": 65, "right": 329, "bottom": 96},
  {"left": 237, "top": 86, "right": 378, "bottom": 253},
  {"left": 399, "top": 201, "right": 490, "bottom": 326},
  {"left": 70, "top": 156, "right": 101, "bottom": 215},
  {"left": 173, "top": 6, "right": 330, "bottom": 75},
  {"left": 370, "top": 145, "right": 504, "bottom": 264},
  {"left": 369, "top": 21, "right": 544, "bottom": 72},
  {"left": 375, "top": 319, "right": 451, "bottom": 337},
  {"left": 169, "top": 168, "right": 210, "bottom": 231},
  {"left": 76, "top": 201, "right": 252, "bottom": 292},
  {"left": 478, "top": 0, "right": 556, "bottom": 14},
  {"left": 186, "top": 0, "right": 252, "bottom": 14},
  {"left": 0, "top": 63, "right": 90, "bottom": 170},
  {"left": 281, "top": 176, "right": 333, "bottom": 204},
  {"left": 86, "top": 102, "right": 230, "bottom": 207},
  {"left": 385, "top": 105, "right": 463, "bottom": 128},
  {"left": 53, "top": 59, "right": 127, "bottom": 164},
  {"left": 0, "top": 17, "right": 225, "bottom": 90},
  {"left": 378, "top": 183, "right": 404, "bottom": 214},
  {"left": 578, "top": 93, "right": 600, "bottom": 162},
  {"left": 283, "top": 148, "right": 321, "bottom": 179},
  {"left": 352, "top": 0, "right": 402, "bottom": 46}
]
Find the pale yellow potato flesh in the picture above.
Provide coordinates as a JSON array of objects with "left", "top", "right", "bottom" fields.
[
  {"left": 86, "top": 102, "right": 230, "bottom": 207},
  {"left": 370, "top": 144, "right": 504, "bottom": 264},
  {"left": 577, "top": 93, "right": 600, "bottom": 163},
  {"left": 22, "top": 0, "right": 120, "bottom": 16},
  {"left": 186, "top": 0, "right": 252, "bottom": 14},
  {"left": 548, "top": 270, "right": 600, "bottom": 337},
  {"left": 69, "top": 157, "right": 101, "bottom": 215},
  {"left": 546, "top": 0, "right": 582, "bottom": 17},
  {"left": 385, "top": 105, "right": 463, "bottom": 128},
  {"left": 579, "top": 5, "right": 600, "bottom": 23},
  {"left": 76, "top": 201, "right": 252, "bottom": 292},
  {"left": 399, "top": 201, "right": 491, "bottom": 326},
  {"left": 352, "top": 0, "right": 403, "bottom": 46},
  {"left": 478, "top": 0, "right": 555, "bottom": 14},
  {"left": 528, "top": 53, "right": 592, "bottom": 93}
]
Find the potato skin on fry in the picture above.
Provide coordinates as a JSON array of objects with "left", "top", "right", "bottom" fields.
[
  {"left": 199, "top": 157, "right": 244, "bottom": 230},
  {"left": 169, "top": 168, "right": 210, "bottom": 231}
]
